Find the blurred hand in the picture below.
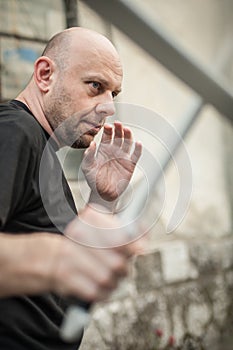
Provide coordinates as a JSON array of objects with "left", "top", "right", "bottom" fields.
[{"left": 52, "top": 205, "right": 145, "bottom": 301}]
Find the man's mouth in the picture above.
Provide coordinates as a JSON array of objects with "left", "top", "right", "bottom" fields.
[{"left": 85, "top": 122, "right": 103, "bottom": 135}]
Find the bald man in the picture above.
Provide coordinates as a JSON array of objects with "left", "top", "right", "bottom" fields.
[{"left": 0, "top": 28, "right": 142, "bottom": 349}]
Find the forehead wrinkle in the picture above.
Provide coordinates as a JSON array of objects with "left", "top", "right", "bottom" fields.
[
  {"left": 83, "top": 50, "right": 122, "bottom": 74},
  {"left": 75, "top": 49, "right": 123, "bottom": 86},
  {"left": 70, "top": 50, "right": 122, "bottom": 79}
]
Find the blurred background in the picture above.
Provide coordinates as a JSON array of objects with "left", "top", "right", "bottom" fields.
[{"left": 0, "top": 1, "right": 233, "bottom": 349}]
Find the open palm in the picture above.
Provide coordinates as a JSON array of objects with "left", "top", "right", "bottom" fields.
[{"left": 82, "top": 121, "right": 142, "bottom": 204}]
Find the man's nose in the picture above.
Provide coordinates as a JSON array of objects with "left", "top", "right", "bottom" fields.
[{"left": 95, "top": 95, "right": 116, "bottom": 117}]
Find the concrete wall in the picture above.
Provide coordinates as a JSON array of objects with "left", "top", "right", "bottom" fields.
[
  {"left": 80, "top": 238, "right": 233, "bottom": 350},
  {"left": 0, "top": 0, "right": 65, "bottom": 100}
]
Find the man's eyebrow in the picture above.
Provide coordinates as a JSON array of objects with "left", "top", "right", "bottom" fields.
[{"left": 82, "top": 75, "right": 122, "bottom": 93}]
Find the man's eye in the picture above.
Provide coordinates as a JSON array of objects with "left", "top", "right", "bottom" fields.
[{"left": 90, "top": 82, "right": 101, "bottom": 90}]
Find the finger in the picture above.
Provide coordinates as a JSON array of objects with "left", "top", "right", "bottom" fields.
[
  {"left": 83, "top": 253, "right": 119, "bottom": 291},
  {"left": 117, "top": 236, "right": 147, "bottom": 258},
  {"left": 130, "top": 141, "right": 142, "bottom": 164},
  {"left": 113, "top": 121, "right": 123, "bottom": 147},
  {"left": 101, "top": 123, "right": 113, "bottom": 145},
  {"left": 59, "top": 241, "right": 128, "bottom": 300},
  {"left": 62, "top": 240, "right": 121, "bottom": 290},
  {"left": 122, "top": 127, "right": 133, "bottom": 153},
  {"left": 92, "top": 248, "right": 128, "bottom": 278},
  {"left": 66, "top": 270, "right": 113, "bottom": 302},
  {"left": 82, "top": 141, "right": 96, "bottom": 169}
]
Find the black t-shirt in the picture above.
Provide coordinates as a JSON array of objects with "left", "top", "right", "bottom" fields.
[{"left": 0, "top": 100, "right": 85, "bottom": 349}]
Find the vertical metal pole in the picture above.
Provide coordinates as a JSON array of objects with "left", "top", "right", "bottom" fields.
[
  {"left": 63, "top": 0, "right": 78, "bottom": 28},
  {"left": 0, "top": 38, "right": 2, "bottom": 102}
]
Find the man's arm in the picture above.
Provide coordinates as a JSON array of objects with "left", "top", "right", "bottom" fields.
[
  {"left": 0, "top": 206, "right": 144, "bottom": 299},
  {"left": 0, "top": 232, "right": 61, "bottom": 297}
]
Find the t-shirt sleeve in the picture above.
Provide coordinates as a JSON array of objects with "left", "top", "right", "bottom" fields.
[{"left": 0, "top": 120, "right": 34, "bottom": 229}]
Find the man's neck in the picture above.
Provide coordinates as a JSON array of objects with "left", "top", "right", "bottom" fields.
[{"left": 16, "top": 82, "right": 60, "bottom": 147}]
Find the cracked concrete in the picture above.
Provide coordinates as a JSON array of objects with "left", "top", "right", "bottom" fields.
[{"left": 80, "top": 237, "right": 233, "bottom": 350}]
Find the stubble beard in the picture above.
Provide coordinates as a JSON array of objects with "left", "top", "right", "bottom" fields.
[{"left": 44, "top": 88, "right": 93, "bottom": 149}]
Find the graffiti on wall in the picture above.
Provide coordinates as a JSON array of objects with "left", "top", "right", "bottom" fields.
[{"left": 0, "top": 39, "right": 43, "bottom": 100}]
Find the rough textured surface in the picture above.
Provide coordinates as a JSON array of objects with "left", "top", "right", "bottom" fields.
[{"left": 79, "top": 237, "right": 233, "bottom": 350}]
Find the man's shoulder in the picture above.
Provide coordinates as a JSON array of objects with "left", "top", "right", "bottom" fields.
[{"left": 0, "top": 100, "right": 47, "bottom": 146}]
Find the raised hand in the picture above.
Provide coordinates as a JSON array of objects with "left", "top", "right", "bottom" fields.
[{"left": 81, "top": 121, "right": 142, "bottom": 207}]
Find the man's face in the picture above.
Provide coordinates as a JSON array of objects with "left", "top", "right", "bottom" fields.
[{"left": 44, "top": 44, "right": 122, "bottom": 148}]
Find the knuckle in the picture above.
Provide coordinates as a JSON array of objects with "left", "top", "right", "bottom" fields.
[
  {"left": 97, "top": 270, "right": 115, "bottom": 289},
  {"left": 85, "top": 284, "right": 111, "bottom": 302},
  {"left": 111, "top": 255, "right": 128, "bottom": 275},
  {"left": 84, "top": 285, "right": 100, "bottom": 302}
]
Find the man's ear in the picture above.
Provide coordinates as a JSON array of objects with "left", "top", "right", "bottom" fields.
[{"left": 34, "top": 56, "right": 55, "bottom": 93}]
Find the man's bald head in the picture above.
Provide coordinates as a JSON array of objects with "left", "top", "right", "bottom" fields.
[{"left": 42, "top": 27, "right": 121, "bottom": 72}]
